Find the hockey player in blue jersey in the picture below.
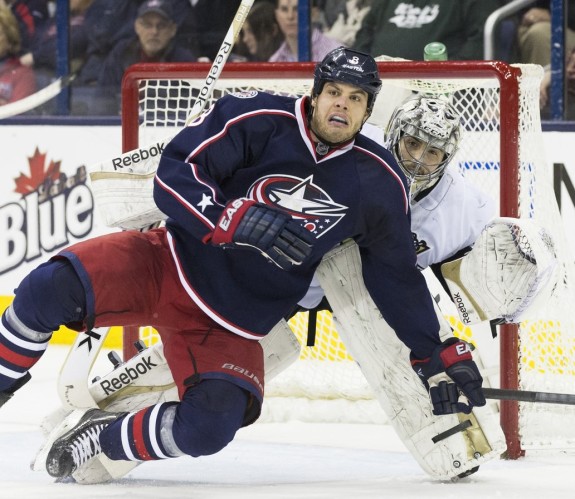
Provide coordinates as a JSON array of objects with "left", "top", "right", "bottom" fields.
[{"left": 0, "top": 47, "right": 485, "bottom": 480}]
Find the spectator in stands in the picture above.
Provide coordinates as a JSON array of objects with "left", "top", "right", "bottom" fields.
[
  {"left": 19, "top": 0, "right": 94, "bottom": 83},
  {"left": 269, "top": 0, "right": 341, "bottom": 62},
  {"left": 519, "top": 1, "right": 575, "bottom": 119},
  {"left": 317, "top": 0, "right": 343, "bottom": 28},
  {"left": 353, "top": 0, "right": 501, "bottom": 60},
  {"left": 0, "top": 0, "right": 50, "bottom": 53},
  {"left": 540, "top": 47, "right": 575, "bottom": 119},
  {"left": 93, "top": 0, "right": 196, "bottom": 115},
  {"left": 324, "top": 0, "right": 372, "bottom": 47},
  {"left": 241, "top": 1, "right": 284, "bottom": 61},
  {"left": 176, "top": 0, "right": 242, "bottom": 61},
  {"left": 517, "top": 0, "right": 575, "bottom": 67},
  {"left": 76, "top": 0, "right": 144, "bottom": 85},
  {"left": 0, "top": 5, "right": 36, "bottom": 106}
]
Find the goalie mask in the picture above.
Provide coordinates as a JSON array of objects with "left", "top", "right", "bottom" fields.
[{"left": 385, "top": 96, "right": 461, "bottom": 199}]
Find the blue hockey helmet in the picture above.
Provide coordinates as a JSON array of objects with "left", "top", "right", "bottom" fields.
[{"left": 313, "top": 47, "right": 382, "bottom": 113}]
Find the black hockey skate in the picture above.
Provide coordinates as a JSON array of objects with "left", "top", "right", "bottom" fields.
[
  {"left": 0, "top": 372, "right": 31, "bottom": 409},
  {"left": 45, "top": 408, "right": 123, "bottom": 478}
]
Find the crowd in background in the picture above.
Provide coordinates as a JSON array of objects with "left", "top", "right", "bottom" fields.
[{"left": 0, "top": 0, "right": 574, "bottom": 118}]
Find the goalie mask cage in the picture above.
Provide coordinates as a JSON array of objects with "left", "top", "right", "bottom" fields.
[{"left": 120, "top": 60, "right": 575, "bottom": 459}]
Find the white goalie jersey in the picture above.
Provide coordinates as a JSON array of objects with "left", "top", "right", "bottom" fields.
[{"left": 411, "top": 163, "right": 495, "bottom": 269}]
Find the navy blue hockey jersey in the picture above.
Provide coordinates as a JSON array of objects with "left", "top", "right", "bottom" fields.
[{"left": 154, "top": 91, "right": 441, "bottom": 358}]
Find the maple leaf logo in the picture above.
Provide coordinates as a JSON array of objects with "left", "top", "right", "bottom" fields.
[{"left": 14, "top": 147, "right": 61, "bottom": 196}]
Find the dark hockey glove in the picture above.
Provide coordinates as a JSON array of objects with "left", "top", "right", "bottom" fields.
[
  {"left": 410, "top": 338, "right": 485, "bottom": 415},
  {"left": 209, "top": 198, "right": 315, "bottom": 270}
]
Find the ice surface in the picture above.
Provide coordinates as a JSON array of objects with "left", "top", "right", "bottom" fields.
[{"left": 1, "top": 346, "right": 573, "bottom": 499}]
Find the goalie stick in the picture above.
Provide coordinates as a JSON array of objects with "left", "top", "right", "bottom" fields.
[
  {"left": 484, "top": 387, "right": 575, "bottom": 405},
  {"left": 58, "top": 327, "right": 111, "bottom": 409},
  {"left": 88, "top": 0, "right": 255, "bottom": 230},
  {"left": 430, "top": 388, "right": 575, "bottom": 445}
]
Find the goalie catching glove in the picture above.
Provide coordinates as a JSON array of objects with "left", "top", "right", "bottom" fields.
[
  {"left": 410, "top": 338, "right": 485, "bottom": 415},
  {"left": 209, "top": 198, "right": 315, "bottom": 270}
]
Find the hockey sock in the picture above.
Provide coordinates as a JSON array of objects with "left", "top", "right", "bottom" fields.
[
  {"left": 0, "top": 259, "right": 86, "bottom": 392},
  {"left": 0, "top": 307, "right": 50, "bottom": 392},
  {"left": 100, "top": 379, "right": 248, "bottom": 461}
]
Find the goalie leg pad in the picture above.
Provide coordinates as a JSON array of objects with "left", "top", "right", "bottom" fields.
[
  {"left": 260, "top": 319, "right": 301, "bottom": 381},
  {"left": 316, "top": 240, "right": 506, "bottom": 480}
]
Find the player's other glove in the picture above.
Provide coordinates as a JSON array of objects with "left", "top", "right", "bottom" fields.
[
  {"left": 209, "top": 198, "right": 315, "bottom": 271},
  {"left": 410, "top": 338, "right": 485, "bottom": 415}
]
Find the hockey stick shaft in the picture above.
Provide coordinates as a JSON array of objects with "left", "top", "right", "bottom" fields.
[
  {"left": 185, "top": 0, "right": 255, "bottom": 125},
  {"left": 87, "top": 0, "right": 255, "bottom": 229},
  {"left": 93, "top": 0, "right": 253, "bottom": 165},
  {"left": 484, "top": 387, "right": 575, "bottom": 405},
  {"left": 0, "top": 74, "right": 75, "bottom": 120},
  {"left": 58, "top": 326, "right": 111, "bottom": 409}
]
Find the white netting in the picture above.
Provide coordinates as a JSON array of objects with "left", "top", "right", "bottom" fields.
[{"left": 126, "top": 61, "right": 575, "bottom": 449}]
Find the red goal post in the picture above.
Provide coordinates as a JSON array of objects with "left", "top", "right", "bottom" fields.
[{"left": 120, "top": 60, "right": 575, "bottom": 459}]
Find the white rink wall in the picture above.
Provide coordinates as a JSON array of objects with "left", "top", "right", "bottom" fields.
[{"left": 1, "top": 124, "right": 574, "bottom": 295}]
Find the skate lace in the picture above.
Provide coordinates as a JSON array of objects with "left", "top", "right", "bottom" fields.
[{"left": 70, "top": 423, "right": 105, "bottom": 468}]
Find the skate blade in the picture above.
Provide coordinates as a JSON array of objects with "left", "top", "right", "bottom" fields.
[
  {"left": 31, "top": 408, "right": 87, "bottom": 472},
  {"left": 72, "top": 455, "right": 141, "bottom": 484},
  {"left": 39, "top": 406, "right": 74, "bottom": 437}
]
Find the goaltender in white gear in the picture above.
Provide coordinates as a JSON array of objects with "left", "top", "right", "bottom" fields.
[{"left": 297, "top": 95, "right": 557, "bottom": 478}]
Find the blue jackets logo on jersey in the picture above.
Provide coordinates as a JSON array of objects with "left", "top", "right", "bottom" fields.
[
  {"left": 231, "top": 90, "right": 258, "bottom": 99},
  {"left": 248, "top": 174, "right": 347, "bottom": 238}
]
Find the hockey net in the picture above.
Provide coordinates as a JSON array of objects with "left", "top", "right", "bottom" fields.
[{"left": 120, "top": 60, "right": 575, "bottom": 457}]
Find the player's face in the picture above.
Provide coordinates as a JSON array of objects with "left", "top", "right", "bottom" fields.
[
  {"left": 397, "top": 135, "right": 446, "bottom": 176},
  {"left": 135, "top": 13, "right": 177, "bottom": 58},
  {"left": 310, "top": 82, "right": 369, "bottom": 144}
]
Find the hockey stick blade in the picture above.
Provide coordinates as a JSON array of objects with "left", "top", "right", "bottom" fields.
[
  {"left": 58, "top": 327, "right": 111, "bottom": 409},
  {"left": 484, "top": 387, "right": 575, "bottom": 405}
]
